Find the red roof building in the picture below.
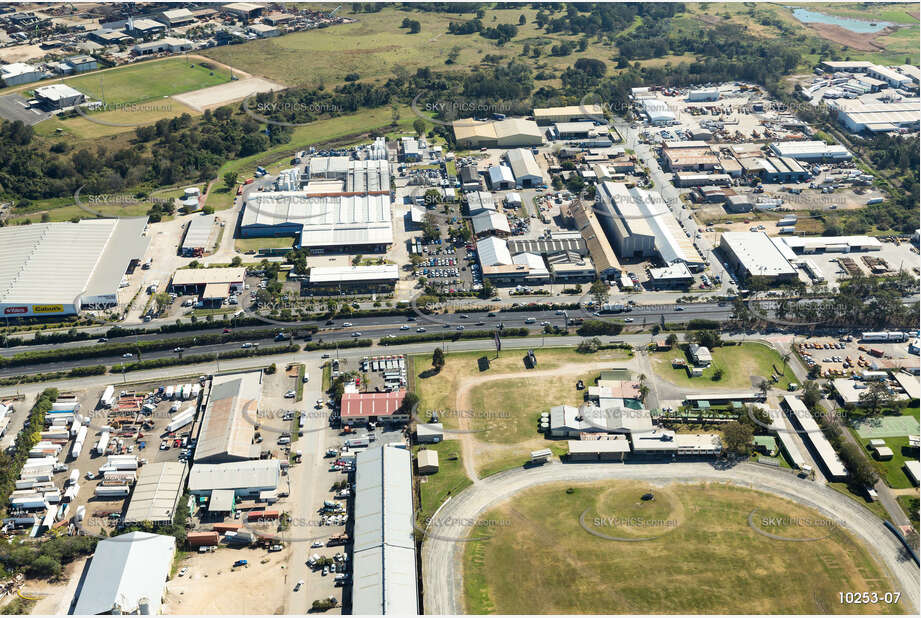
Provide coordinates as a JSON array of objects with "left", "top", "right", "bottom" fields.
[{"left": 340, "top": 390, "right": 409, "bottom": 425}]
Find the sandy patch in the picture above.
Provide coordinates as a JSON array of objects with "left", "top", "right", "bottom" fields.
[
  {"left": 172, "top": 77, "right": 285, "bottom": 112},
  {"left": 805, "top": 22, "right": 900, "bottom": 51}
]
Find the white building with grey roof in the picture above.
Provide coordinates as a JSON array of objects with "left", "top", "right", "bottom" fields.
[
  {"left": 0, "top": 218, "right": 149, "bottom": 317},
  {"left": 353, "top": 445, "right": 418, "bottom": 615},
  {"left": 719, "top": 231, "right": 798, "bottom": 282},
  {"left": 194, "top": 371, "right": 262, "bottom": 464}
]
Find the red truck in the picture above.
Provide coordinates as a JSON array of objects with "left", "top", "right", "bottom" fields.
[{"left": 244, "top": 178, "right": 255, "bottom": 185}]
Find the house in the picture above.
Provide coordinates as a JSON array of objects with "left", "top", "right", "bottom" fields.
[{"left": 688, "top": 344, "right": 712, "bottom": 367}]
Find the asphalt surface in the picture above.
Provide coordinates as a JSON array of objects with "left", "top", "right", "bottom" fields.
[{"left": 421, "top": 461, "right": 920, "bottom": 615}]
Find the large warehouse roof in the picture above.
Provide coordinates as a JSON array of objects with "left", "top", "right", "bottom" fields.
[
  {"left": 533, "top": 104, "right": 604, "bottom": 122},
  {"left": 188, "top": 459, "right": 281, "bottom": 492},
  {"left": 505, "top": 148, "right": 543, "bottom": 181},
  {"left": 598, "top": 182, "right": 703, "bottom": 266},
  {"left": 171, "top": 267, "right": 245, "bottom": 287},
  {"left": 309, "top": 265, "right": 399, "bottom": 284},
  {"left": 72, "top": 532, "right": 175, "bottom": 615},
  {"left": 477, "top": 236, "right": 513, "bottom": 266},
  {"left": 195, "top": 371, "right": 262, "bottom": 464},
  {"left": 452, "top": 118, "right": 543, "bottom": 146},
  {"left": 769, "top": 141, "right": 852, "bottom": 160},
  {"left": 341, "top": 390, "right": 407, "bottom": 420},
  {"left": 181, "top": 214, "right": 216, "bottom": 252},
  {"left": 720, "top": 232, "right": 798, "bottom": 278},
  {"left": 641, "top": 98, "right": 675, "bottom": 122},
  {"left": 780, "top": 235, "right": 881, "bottom": 253},
  {"left": 353, "top": 446, "right": 418, "bottom": 615},
  {"left": 0, "top": 218, "right": 148, "bottom": 307},
  {"left": 123, "top": 462, "right": 185, "bottom": 524},
  {"left": 571, "top": 200, "right": 621, "bottom": 275},
  {"left": 472, "top": 211, "right": 510, "bottom": 236},
  {"left": 242, "top": 192, "right": 393, "bottom": 248},
  {"left": 784, "top": 395, "right": 847, "bottom": 479}
]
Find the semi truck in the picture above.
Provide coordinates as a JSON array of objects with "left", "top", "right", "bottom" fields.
[
  {"left": 601, "top": 303, "right": 624, "bottom": 313},
  {"left": 345, "top": 436, "right": 369, "bottom": 449}
]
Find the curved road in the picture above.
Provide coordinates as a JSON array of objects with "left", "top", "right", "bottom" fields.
[{"left": 421, "top": 462, "right": 920, "bottom": 615}]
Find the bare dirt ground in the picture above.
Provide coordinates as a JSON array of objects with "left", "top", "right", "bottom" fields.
[
  {"left": 452, "top": 360, "right": 637, "bottom": 481},
  {"left": 163, "top": 546, "right": 290, "bottom": 614},
  {"left": 11, "top": 557, "right": 89, "bottom": 615},
  {"left": 173, "top": 77, "right": 285, "bottom": 112},
  {"left": 806, "top": 22, "right": 899, "bottom": 51}
]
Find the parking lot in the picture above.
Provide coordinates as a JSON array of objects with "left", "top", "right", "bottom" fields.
[{"left": 795, "top": 334, "right": 919, "bottom": 379}]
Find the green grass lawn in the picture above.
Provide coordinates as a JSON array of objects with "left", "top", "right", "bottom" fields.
[
  {"left": 204, "top": 186, "right": 236, "bottom": 212},
  {"left": 826, "top": 482, "right": 890, "bottom": 521},
  {"left": 897, "top": 495, "right": 919, "bottom": 530},
  {"left": 650, "top": 342, "right": 794, "bottom": 391},
  {"left": 463, "top": 481, "right": 902, "bottom": 615},
  {"left": 855, "top": 433, "right": 916, "bottom": 490},
  {"left": 414, "top": 440, "right": 472, "bottom": 523},
  {"left": 63, "top": 58, "right": 231, "bottom": 106},
  {"left": 34, "top": 98, "right": 201, "bottom": 140},
  {"left": 234, "top": 236, "right": 295, "bottom": 252}
]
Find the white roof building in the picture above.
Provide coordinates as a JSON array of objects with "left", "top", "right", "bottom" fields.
[
  {"left": 188, "top": 459, "right": 281, "bottom": 494},
  {"left": 466, "top": 191, "right": 496, "bottom": 212},
  {"left": 353, "top": 446, "right": 418, "bottom": 615},
  {"left": 641, "top": 98, "right": 675, "bottom": 123},
  {"left": 769, "top": 141, "right": 852, "bottom": 160},
  {"left": 308, "top": 265, "right": 399, "bottom": 284},
  {"left": 471, "top": 211, "right": 510, "bottom": 236},
  {"left": 487, "top": 164, "right": 515, "bottom": 187},
  {"left": 505, "top": 148, "right": 544, "bottom": 187},
  {"left": 476, "top": 236, "right": 513, "bottom": 266},
  {"left": 784, "top": 395, "right": 847, "bottom": 480},
  {"left": 719, "top": 232, "right": 798, "bottom": 280},
  {"left": 512, "top": 252, "right": 548, "bottom": 278},
  {"left": 72, "top": 532, "right": 175, "bottom": 615},
  {"left": 830, "top": 98, "right": 921, "bottom": 133},
  {"left": 0, "top": 218, "right": 149, "bottom": 316},
  {"left": 0, "top": 62, "right": 43, "bottom": 85},
  {"left": 780, "top": 235, "right": 882, "bottom": 254}
]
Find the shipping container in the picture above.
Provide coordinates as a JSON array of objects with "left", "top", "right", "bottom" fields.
[
  {"left": 94, "top": 485, "right": 130, "bottom": 498},
  {"left": 213, "top": 522, "right": 242, "bottom": 533},
  {"left": 95, "top": 431, "right": 110, "bottom": 455},
  {"left": 247, "top": 510, "right": 280, "bottom": 521},
  {"left": 187, "top": 531, "right": 220, "bottom": 547},
  {"left": 100, "top": 385, "right": 116, "bottom": 408},
  {"left": 166, "top": 409, "right": 195, "bottom": 433}
]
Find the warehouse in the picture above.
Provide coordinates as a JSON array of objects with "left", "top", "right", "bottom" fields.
[
  {"left": 640, "top": 98, "right": 675, "bottom": 124},
  {"left": 307, "top": 158, "right": 390, "bottom": 194},
  {"left": 33, "top": 84, "right": 85, "bottom": 110},
  {"left": 222, "top": 2, "right": 265, "bottom": 18},
  {"left": 0, "top": 62, "right": 43, "bottom": 86},
  {"left": 595, "top": 182, "right": 704, "bottom": 268},
  {"left": 188, "top": 459, "right": 281, "bottom": 500},
  {"left": 170, "top": 267, "right": 244, "bottom": 297},
  {"left": 341, "top": 390, "right": 408, "bottom": 426},
  {"left": 72, "top": 532, "right": 176, "bottom": 615},
  {"left": 673, "top": 173, "right": 732, "bottom": 188},
  {"left": 504, "top": 148, "right": 544, "bottom": 188},
  {"left": 780, "top": 235, "right": 881, "bottom": 254},
  {"left": 307, "top": 265, "right": 399, "bottom": 294},
  {"left": 180, "top": 214, "right": 216, "bottom": 257},
  {"left": 719, "top": 232, "right": 798, "bottom": 282},
  {"left": 758, "top": 156, "right": 810, "bottom": 183},
  {"left": 819, "top": 60, "right": 874, "bottom": 73},
  {"left": 688, "top": 88, "right": 720, "bottom": 102},
  {"left": 831, "top": 98, "right": 921, "bottom": 133},
  {"left": 784, "top": 395, "right": 847, "bottom": 480},
  {"left": 459, "top": 165, "right": 482, "bottom": 191},
  {"left": 867, "top": 65, "right": 913, "bottom": 89},
  {"left": 240, "top": 192, "right": 393, "bottom": 253},
  {"left": 545, "top": 250, "right": 595, "bottom": 281},
  {"left": 533, "top": 104, "right": 604, "bottom": 124},
  {"left": 471, "top": 211, "right": 511, "bottom": 238},
  {"left": 157, "top": 7, "right": 196, "bottom": 26},
  {"left": 553, "top": 121, "right": 596, "bottom": 139},
  {"left": 570, "top": 199, "right": 621, "bottom": 280},
  {"left": 452, "top": 118, "right": 543, "bottom": 148},
  {"left": 466, "top": 191, "right": 496, "bottom": 213},
  {"left": 567, "top": 437, "right": 631, "bottom": 462},
  {"left": 487, "top": 165, "right": 515, "bottom": 190},
  {"left": 353, "top": 445, "right": 418, "bottom": 615},
  {"left": 897, "top": 65, "right": 921, "bottom": 84},
  {"left": 647, "top": 262, "right": 694, "bottom": 289},
  {"left": 123, "top": 462, "right": 185, "bottom": 525},
  {"left": 194, "top": 371, "right": 262, "bottom": 464},
  {"left": 769, "top": 141, "right": 852, "bottom": 161},
  {"left": 508, "top": 235, "right": 587, "bottom": 257},
  {"left": 0, "top": 219, "right": 149, "bottom": 317},
  {"left": 663, "top": 146, "right": 720, "bottom": 172}
]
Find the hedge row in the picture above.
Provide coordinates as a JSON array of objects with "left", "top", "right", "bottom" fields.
[
  {"left": 378, "top": 328, "right": 529, "bottom": 346},
  {"left": 303, "top": 339, "right": 372, "bottom": 351},
  {"left": 116, "top": 344, "right": 300, "bottom": 373},
  {"left": 0, "top": 366, "right": 106, "bottom": 387},
  {"left": 576, "top": 321, "right": 624, "bottom": 336}
]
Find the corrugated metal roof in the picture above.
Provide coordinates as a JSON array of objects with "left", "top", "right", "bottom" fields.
[
  {"left": 352, "top": 446, "right": 418, "bottom": 615},
  {"left": 72, "top": 532, "right": 175, "bottom": 615},
  {"left": 0, "top": 218, "right": 148, "bottom": 305},
  {"left": 505, "top": 148, "right": 542, "bottom": 181},
  {"left": 472, "top": 211, "right": 510, "bottom": 235},
  {"left": 341, "top": 391, "right": 406, "bottom": 419},
  {"left": 476, "top": 236, "right": 512, "bottom": 266},
  {"left": 194, "top": 371, "right": 261, "bottom": 463},
  {"left": 182, "top": 214, "right": 216, "bottom": 251},
  {"left": 309, "top": 265, "right": 399, "bottom": 284},
  {"left": 172, "top": 267, "right": 245, "bottom": 286},
  {"left": 188, "top": 460, "right": 280, "bottom": 492},
  {"left": 123, "top": 462, "right": 185, "bottom": 523}
]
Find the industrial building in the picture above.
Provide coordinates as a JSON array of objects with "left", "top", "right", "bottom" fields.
[
  {"left": 459, "top": 165, "right": 482, "bottom": 191},
  {"left": 487, "top": 165, "right": 515, "bottom": 190},
  {"left": 248, "top": 22, "right": 280, "bottom": 38},
  {"left": 647, "top": 262, "right": 694, "bottom": 289},
  {"left": 673, "top": 173, "right": 732, "bottom": 188},
  {"left": 783, "top": 395, "right": 847, "bottom": 480},
  {"left": 471, "top": 211, "right": 511, "bottom": 238},
  {"left": 476, "top": 237, "right": 547, "bottom": 284},
  {"left": 595, "top": 182, "right": 704, "bottom": 269},
  {"left": 545, "top": 250, "right": 596, "bottom": 281},
  {"left": 188, "top": 459, "right": 281, "bottom": 501},
  {"left": 819, "top": 60, "right": 874, "bottom": 73},
  {"left": 341, "top": 390, "right": 408, "bottom": 426},
  {"left": 781, "top": 235, "right": 881, "bottom": 254},
  {"left": 170, "top": 267, "right": 245, "bottom": 299},
  {"left": 867, "top": 65, "right": 913, "bottom": 89},
  {"left": 157, "top": 7, "right": 197, "bottom": 26},
  {"left": 0, "top": 62, "right": 43, "bottom": 85},
  {"left": 416, "top": 449, "right": 439, "bottom": 474},
  {"left": 504, "top": 148, "right": 544, "bottom": 187},
  {"left": 552, "top": 121, "right": 596, "bottom": 140},
  {"left": 769, "top": 141, "right": 852, "bottom": 161},
  {"left": 0, "top": 218, "right": 149, "bottom": 317},
  {"left": 33, "top": 84, "right": 86, "bottom": 110},
  {"left": 897, "top": 65, "right": 921, "bottom": 84},
  {"left": 533, "top": 104, "right": 604, "bottom": 124},
  {"left": 180, "top": 214, "right": 216, "bottom": 257},
  {"left": 353, "top": 445, "right": 418, "bottom": 615},
  {"left": 830, "top": 98, "right": 921, "bottom": 133},
  {"left": 307, "top": 158, "right": 390, "bottom": 195},
  {"left": 123, "top": 462, "right": 186, "bottom": 525},
  {"left": 133, "top": 36, "right": 193, "bottom": 55},
  {"left": 719, "top": 232, "right": 798, "bottom": 282},
  {"left": 754, "top": 156, "right": 811, "bottom": 183},
  {"left": 640, "top": 98, "right": 675, "bottom": 124},
  {"left": 663, "top": 146, "right": 720, "bottom": 172},
  {"left": 240, "top": 192, "right": 393, "bottom": 253},
  {"left": 307, "top": 265, "right": 399, "bottom": 294},
  {"left": 71, "top": 532, "right": 176, "bottom": 615},
  {"left": 570, "top": 199, "right": 621, "bottom": 280},
  {"left": 466, "top": 191, "right": 496, "bottom": 213},
  {"left": 688, "top": 88, "right": 720, "bottom": 102},
  {"left": 194, "top": 371, "right": 262, "bottom": 464},
  {"left": 452, "top": 118, "right": 543, "bottom": 148}
]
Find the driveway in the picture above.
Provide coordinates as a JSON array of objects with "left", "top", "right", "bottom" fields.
[
  {"left": 421, "top": 461, "right": 920, "bottom": 615},
  {"left": 0, "top": 94, "right": 50, "bottom": 125}
]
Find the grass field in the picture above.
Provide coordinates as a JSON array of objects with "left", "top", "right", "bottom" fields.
[
  {"left": 650, "top": 342, "right": 794, "bottom": 391},
  {"left": 855, "top": 433, "right": 916, "bottom": 490},
  {"left": 897, "top": 495, "right": 919, "bottom": 529},
  {"left": 63, "top": 58, "right": 231, "bottom": 106},
  {"left": 414, "top": 440, "right": 472, "bottom": 523},
  {"left": 34, "top": 98, "right": 201, "bottom": 140},
  {"left": 463, "top": 481, "right": 903, "bottom": 615},
  {"left": 234, "top": 236, "right": 294, "bottom": 252}
]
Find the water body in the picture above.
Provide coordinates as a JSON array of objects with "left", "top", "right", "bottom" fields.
[{"left": 789, "top": 7, "right": 894, "bottom": 33}]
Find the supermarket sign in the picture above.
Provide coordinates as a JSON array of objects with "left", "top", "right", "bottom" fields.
[
  {"left": 32, "top": 304, "right": 64, "bottom": 314},
  {"left": 3, "top": 306, "right": 27, "bottom": 315}
]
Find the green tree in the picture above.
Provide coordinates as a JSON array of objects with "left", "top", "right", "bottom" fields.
[
  {"left": 231, "top": 256, "right": 243, "bottom": 267},
  {"left": 518, "top": 14, "right": 526, "bottom": 25},
  {"left": 723, "top": 421, "right": 754, "bottom": 455},
  {"left": 665, "top": 333, "right": 678, "bottom": 347},
  {"left": 802, "top": 380, "right": 822, "bottom": 409},
  {"left": 859, "top": 380, "right": 892, "bottom": 416},
  {"left": 413, "top": 118, "right": 426, "bottom": 135},
  {"left": 589, "top": 279, "right": 608, "bottom": 306},
  {"left": 223, "top": 171, "right": 238, "bottom": 189},
  {"left": 432, "top": 347, "right": 445, "bottom": 372}
]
